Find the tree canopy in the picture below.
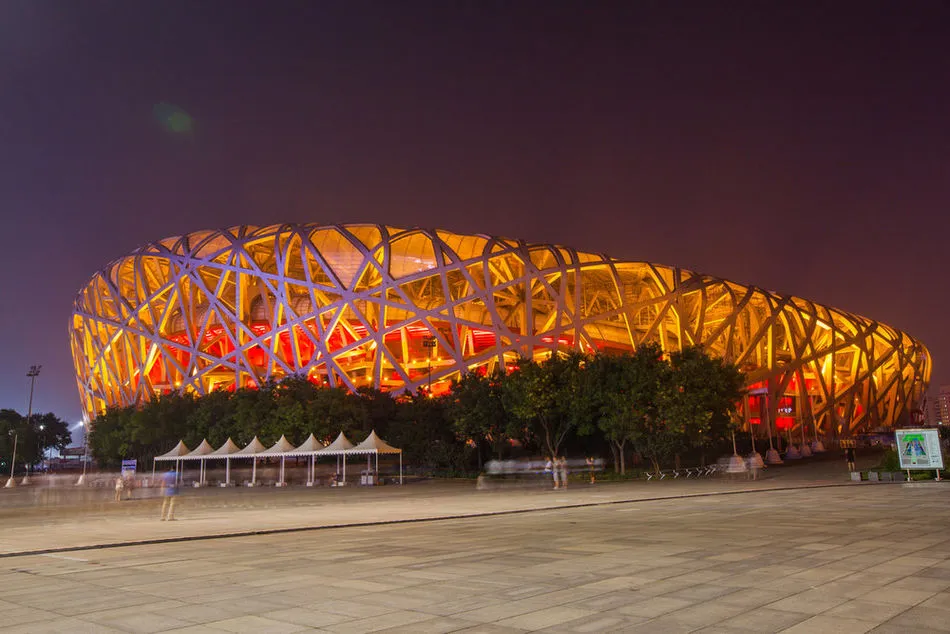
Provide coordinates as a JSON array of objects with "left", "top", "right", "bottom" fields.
[{"left": 88, "top": 348, "right": 746, "bottom": 475}]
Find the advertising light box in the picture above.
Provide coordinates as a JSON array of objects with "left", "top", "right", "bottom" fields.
[{"left": 895, "top": 429, "right": 944, "bottom": 470}]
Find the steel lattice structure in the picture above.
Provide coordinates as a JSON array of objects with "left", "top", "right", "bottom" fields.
[{"left": 71, "top": 223, "right": 930, "bottom": 435}]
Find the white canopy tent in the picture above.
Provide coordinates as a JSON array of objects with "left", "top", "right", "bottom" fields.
[
  {"left": 288, "top": 433, "right": 326, "bottom": 485},
  {"left": 259, "top": 435, "right": 296, "bottom": 486},
  {"left": 149, "top": 431, "right": 402, "bottom": 487},
  {"left": 207, "top": 438, "right": 241, "bottom": 486},
  {"left": 343, "top": 430, "right": 403, "bottom": 485},
  {"left": 153, "top": 440, "right": 191, "bottom": 483},
  {"left": 180, "top": 439, "right": 215, "bottom": 486},
  {"left": 233, "top": 436, "right": 267, "bottom": 486},
  {"left": 315, "top": 431, "right": 356, "bottom": 484}
]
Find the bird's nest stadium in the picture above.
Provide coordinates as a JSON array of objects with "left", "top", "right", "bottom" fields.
[{"left": 71, "top": 224, "right": 930, "bottom": 436}]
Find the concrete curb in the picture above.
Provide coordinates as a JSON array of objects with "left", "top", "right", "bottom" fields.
[{"left": 0, "top": 480, "right": 907, "bottom": 560}]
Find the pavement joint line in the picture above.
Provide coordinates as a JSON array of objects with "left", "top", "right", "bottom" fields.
[{"left": 2, "top": 480, "right": 925, "bottom": 560}]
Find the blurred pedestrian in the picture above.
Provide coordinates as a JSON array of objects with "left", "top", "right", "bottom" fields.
[
  {"left": 586, "top": 456, "right": 596, "bottom": 484},
  {"left": 114, "top": 475, "right": 124, "bottom": 502},
  {"left": 546, "top": 456, "right": 560, "bottom": 489},
  {"left": 558, "top": 456, "right": 569, "bottom": 489},
  {"left": 160, "top": 468, "right": 179, "bottom": 521},
  {"left": 845, "top": 446, "right": 856, "bottom": 472}
]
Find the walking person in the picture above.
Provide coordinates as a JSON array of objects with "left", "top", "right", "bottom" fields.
[
  {"left": 586, "top": 456, "right": 596, "bottom": 484},
  {"left": 546, "top": 456, "right": 560, "bottom": 489},
  {"left": 160, "top": 468, "right": 179, "bottom": 521},
  {"left": 114, "top": 475, "right": 124, "bottom": 502},
  {"left": 558, "top": 456, "right": 569, "bottom": 489},
  {"left": 845, "top": 446, "right": 856, "bottom": 473}
]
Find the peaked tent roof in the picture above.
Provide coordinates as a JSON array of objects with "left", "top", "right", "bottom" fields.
[
  {"left": 234, "top": 436, "right": 267, "bottom": 456},
  {"left": 155, "top": 440, "right": 191, "bottom": 460},
  {"left": 208, "top": 438, "right": 241, "bottom": 456},
  {"left": 289, "top": 433, "right": 325, "bottom": 455},
  {"left": 182, "top": 439, "right": 215, "bottom": 459},
  {"left": 316, "top": 431, "right": 356, "bottom": 454},
  {"left": 260, "top": 435, "right": 296, "bottom": 456},
  {"left": 347, "top": 430, "right": 401, "bottom": 454}
]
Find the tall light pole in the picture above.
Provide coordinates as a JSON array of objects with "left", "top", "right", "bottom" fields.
[
  {"left": 20, "top": 365, "right": 41, "bottom": 485},
  {"left": 39, "top": 424, "right": 47, "bottom": 477},
  {"left": 76, "top": 421, "right": 88, "bottom": 486},
  {"left": 6, "top": 365, "right": 41, "bottom": 488},
  {"left": 4, "top": 430, "right": 16, "bottom": 488}
]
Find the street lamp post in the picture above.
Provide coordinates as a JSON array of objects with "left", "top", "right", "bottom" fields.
[
  {"left": 6, "top": 365, "right": 41, "bottom": 488},
  {"left": 76, "top": 421, "right": 88, "bottom": 486},
  {"left": 21, "top": 366, "right": 41, "bottom": 485},
  {"left": 39, "top": 424, "right": 46, "bottom": 480},
  {"left": 4, "top": 430, "right": 16, "bottom": 488}
]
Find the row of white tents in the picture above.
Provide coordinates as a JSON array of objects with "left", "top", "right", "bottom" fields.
[{"left": 153, "top": 431, "right": 402, "bottom": 487}]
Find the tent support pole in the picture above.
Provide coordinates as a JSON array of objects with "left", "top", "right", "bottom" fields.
[
  {"left": 399, "top": 452, "right": 403, "bottom": 485},
  {"left": 225, "top": 457, "right": 230, "bottom": 486},
  {"left": 343, "top": 452, "right": 346, "bottom": 485},
  {"left": 375, "top": 451, "right": 379, "bottom": 485},
  {"left": 252, "top": 458, "right": 257, "bottom": 486},
  {"left": 151, "top": 459, "right": 155, "bottom": 484}
]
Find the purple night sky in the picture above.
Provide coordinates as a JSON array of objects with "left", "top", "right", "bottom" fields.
[{"left": 1, "top": 1, "right": 947, "bottom": 434}]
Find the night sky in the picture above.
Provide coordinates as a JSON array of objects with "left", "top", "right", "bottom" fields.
[{"left": 2, "top": 1, "right": 948, "bottom": 435}]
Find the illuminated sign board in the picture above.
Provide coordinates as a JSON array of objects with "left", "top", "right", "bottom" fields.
[{"left": 895, "top": 429, "right": 944, "bottom": 470}]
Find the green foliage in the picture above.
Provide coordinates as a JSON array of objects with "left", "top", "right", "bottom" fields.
[
  {"left": 446, "top": 369, "right": 510, "bottom": 461},
  {"left": 582, "top": 344, "right": 667, "bottom": 474},
  {"left": 876, "top": 449, "right": 902, "bottom": 472},
  {"left": 502, "top": 352, "right": 587, "bottom": 457},
  {"left": 651, "top": 346, "right": 744, "bottom": 470},
  {"left": 86, "top": 347, "right": 749, "bottom": 475},
  {"left": 0, "top": 409, "right": 71, "bottom": 471}
]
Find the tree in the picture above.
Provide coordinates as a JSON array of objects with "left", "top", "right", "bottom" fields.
[
  {"left": 0, "top": 409, "right": 71, "bottom": 470},
  {"left": 651, "top": 346, "right": 744, "bottom": 470},
  {"left": 446, "top": 368, "right": 509, "bottom": 465},
  {"left": 585, "top": 344, "right": 666, "bottom": 474},
  {"left": 503, "top": 352, "right": 586, "bottom": 457}
]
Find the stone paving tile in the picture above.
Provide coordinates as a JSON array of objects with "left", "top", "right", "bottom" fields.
[
  {"left": 80, "top": 607, "right": 195, "bottom": 633},
  {"left": 495, "top": 606, "right": 599, "bottom": 631},
  {"left": 879, "top": 606, "right": 950, "bottom": 631},
  {"left": 615, "top": 595, "right": 697, "bottom": 618},
  {"left": 453, "top": 625, "right": 531, "bottom": 634},
  {"left": 780, "top": 614, "right": 876, "bottom": 633},
  {"left": 868, "top": 625, "right": 946, "bottom": 634},
  {"left": 321, "top": 609, "right": 439, "bottom": 633},
  {"left": 715, "top": 587, "right": 796, "bottom": 608},
  {"left": 203, "top": 615, "right": 310, "bottom": 633},
  {"left": 767, "top": 588, "right": 851, "bottom": 614},
  {"left": 860, "top": 586, "right": 937, "bottom": 606},
  {"left": 824, "top": 599, "right": 911, "bottom": 623},
  {"left": 663, "top": 582, "right": 744, "bottom": 602},
  {"left": 538, "top": 613, "right": 650, "bottom": 632},
  {"left": 1, "top": 617, "right": 126, "bottom": 633},
  {"left": 375, "top": 616, "right": 481, "bottom": 633},
  {"left": 624, "top": 614, "right": 702, "bottom": 633},
  {"left": 718, "top": 606, "right": 812, "bottom": 632},
  {"left": 918, "top": 591, "right": 950, "bottom": 612},
  {"left": 259, "top": 607, "right": 350, "bottom": 628}
]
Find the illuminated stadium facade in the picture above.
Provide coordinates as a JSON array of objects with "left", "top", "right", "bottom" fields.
[{"left": 71, "top": 224, "right": 930, "bottom": 436}]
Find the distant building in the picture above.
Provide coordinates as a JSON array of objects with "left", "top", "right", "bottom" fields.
[{"left": 935, "top": 386, "right": 950, "bottom": 426}]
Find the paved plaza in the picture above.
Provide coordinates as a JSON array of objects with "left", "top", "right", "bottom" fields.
[{"left": 1, "top": 462, "right": 949, "bottom": 633}]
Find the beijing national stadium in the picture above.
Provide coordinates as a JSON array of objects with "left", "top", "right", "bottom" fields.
[{"left": 70, "top": 224, "right": 930, "bottom": 436}]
